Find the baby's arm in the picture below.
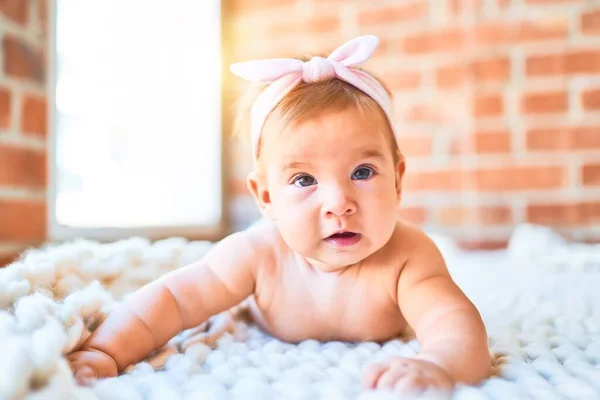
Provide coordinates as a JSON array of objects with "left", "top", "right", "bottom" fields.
[
  {"left": 398, "top": 235, "right": 491, "bottom": 381},
  {"left": 363, "top": 232, "right": 491, "bottom": 393},
  {"left": 68, "top": 229, "right": 267, "bottom": 382}
]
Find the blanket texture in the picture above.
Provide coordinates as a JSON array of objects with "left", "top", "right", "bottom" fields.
[{"left": 1, "top": 224, "right": 599, "bottom": 400}]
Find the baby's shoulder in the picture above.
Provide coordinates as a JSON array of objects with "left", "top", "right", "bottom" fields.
[
  {"left": 237, "top": 218, "right": 288, "bottom": 264},
  {"left": 388, "top": 219, "right": 447, "bottom": 277},
  {"left": 206, "top": 219, "right": 280, "bottom": 266},
  {"left": 243, "top": 218, "right": 284, "bottom": 246},
  {"left": 381, "top": 219, "right": 442, "bottom": 269},
  {"left": 388, "top": 219, "right": 433, "bottom": 253}
]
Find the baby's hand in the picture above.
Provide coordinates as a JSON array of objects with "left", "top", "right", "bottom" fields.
[
  {"left": 362, "top": 357, "right": 454, "bottom": 395},
  {"left": 67, "top": 349, "right": 118, "bottom": 385}
]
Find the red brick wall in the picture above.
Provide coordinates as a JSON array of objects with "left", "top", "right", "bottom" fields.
[
  {"left": 2, "top": 1, "right": 599, "bottom": 263},
  {"left": 227, "top": 0, "right": 600, "bottom": 247},
  {"left": 0, "top": 0, "right": 48, "bottom": 265}
]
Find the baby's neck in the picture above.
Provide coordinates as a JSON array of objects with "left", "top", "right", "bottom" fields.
[{"left": 295, "top": 252, "right": 363, "bottom": 275}]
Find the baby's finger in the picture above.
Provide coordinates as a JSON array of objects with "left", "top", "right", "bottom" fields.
[
  {"left": 375, "top": 367, "right": 413, "bottom": 390},
  {"left": 361, "top": 363, "right": 388, "bottom": 389},
  {"left": 74, "top": 365, "right": 97, "bottom": 386},
  {"left": 67, "top": 350, "right": 118, "bottom": 381},
  {"left": 393, "top": 374, "right": 427, "bottom": 395},
  {"left": 66, "top": 351, "right": 83, "bottom": 363},
  {"left": 416, "top": 363, "right": 454, "bottom": 390}
]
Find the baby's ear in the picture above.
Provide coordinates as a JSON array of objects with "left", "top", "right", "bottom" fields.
[
  {"left": 395, "top": 157, "right": 406, "bottom": 200},
  {"left": 247, "top": 171, "right": 275, "bottom": 220}
]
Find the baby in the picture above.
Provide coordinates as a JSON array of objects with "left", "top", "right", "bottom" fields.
[{"left": 68, "top": 35, "right": 491, "bottom": 395}]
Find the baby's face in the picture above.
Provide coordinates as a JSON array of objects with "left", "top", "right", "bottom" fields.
[{"left": 259, "top": 107, "right": 402, "bottom": 270}]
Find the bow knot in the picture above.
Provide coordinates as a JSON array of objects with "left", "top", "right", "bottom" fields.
[
  {"left": 302, "top": 56, "right": 336, "bottom": 83},
  {"left": 229, "top": 35, "right": 396, "bottom": 160}
]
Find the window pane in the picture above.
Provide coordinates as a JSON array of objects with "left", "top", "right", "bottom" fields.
[{"left": 54, "top": 0, "right": 221, "bottom": 229}]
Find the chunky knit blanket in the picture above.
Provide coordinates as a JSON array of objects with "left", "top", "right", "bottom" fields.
[{"left": 1, "top": 224, "right": 600, "bottom": 400}]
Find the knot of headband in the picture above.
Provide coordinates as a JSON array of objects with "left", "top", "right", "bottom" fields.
[{"left": 229, "top": 35, "right": 395, "bottom": 160}]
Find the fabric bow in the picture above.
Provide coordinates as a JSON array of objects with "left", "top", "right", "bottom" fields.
[{"left": 229, "top": 35, "right": 395, "bottom": 160}]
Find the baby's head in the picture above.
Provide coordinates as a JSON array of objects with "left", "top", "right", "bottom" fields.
[{"left": 232, "top": 36, "right": 405, "bottom": 271}]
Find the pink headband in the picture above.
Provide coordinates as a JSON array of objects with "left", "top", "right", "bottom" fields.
[{"left": 229, "top": 35, "right": 395, "bottom": 160}]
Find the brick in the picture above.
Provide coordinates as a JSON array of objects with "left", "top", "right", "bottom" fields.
[
  {"left": 403, "top": 29, "right": 466, "bottom": 54},
  {"left": 0, "top": 253, "right": 18, "bottom": 268},
  {"left": 582, "top": 9, "right": 600, "bottom": 35},
  {"left": 358, "top": 2, "right": 428, "bottom": 26},
  {"left": 582, "top": 89, "right": 600, "bottom": 110},
  {"left": 437, "top": 65, "right": 467, "bottom": 88},
  {"left": 437, "top": 206, "right": 512, "bottom": 226},
  {"left": 453, "top": 0, "right": 510, "bottom": 11},
  {"left": 373, "top": 39, "right": 391, "bottom": 55},
  {"left": 527, "top": 51, "right": 600, "bottom": 76},
  {"left": 2, "top": 35, "right": 45, "bottom": 83},
  {"left": 452, "top": 0, "right": 510, "bottom": 12},
  {"left": 397, "top": 136, "right": 432, "bottom": 157},
  {"left": 449, "top": 0, "right": 483, "bottom": 14},
  {"left": 269, "top": 15, "right": 340, "bottom": 36},
  {"left": 472, "top": 58, "right": 510, "bottom": 82},
  {"left": 451, "top": 131, "right": 511, "bottom": 154},
  {"left": 0, "top": 145, "right": 46, "bottom": 188},
  {"left": 404, "top": 165, "right": 563, "bottom": 191},
  {"left": 474, "top": 131, "right": 511, "bottom": 153},
  {"left": 527, "top": 126, "right": 600, "bottom": 150},
  {"left": 527, "top": 202, "right": 600, "bottom": 226},
  {"left": 0, "top": 200, "right": 46, "bottom": 242},
  {"left": 476, "top": 166, "right": 564, "bottom": 191},
  {"left": 387, "top": 71, "right": 421, "bottom": 91},
  {"left": 437, "top": 57, "right": 510, "bottom": 88},
  {"left": 404, "top": 104, "right": 445, "bottom": 123},
  {"left": 521, "top": 91, "right": 568, "bottom": 114},
  {"left": 39, "top": 0, "right": 49, "bottom": 35},
  {"left": 307, "top": 15, "right": 339, "bottom": 34},
  {"left": 0, "top": 0, "right": 28, "bottom": 25},
  {"left": 397, "top": 206, "right": 426, "bottom": 224},
  {"left": 476, "top": 21, "right": 567, "bottom": 45},
  {"left": 229, "top": 0, "right": 294, "bottom": 13},
  {"left": 582, "top": 163, "right": 600, "bottom": 186},
  {"left": 517, "top": 21, "right": 568, "bottom": 41},
  {"left": 474, "top": 94, "right": 504, "bottom": 117},
  {"left": 20, "top": 93, "right": 47, "bottom": 137},
  {"left": 525, "top": 0, "right": 584, "bottom": 3},
  {"left": 0, "top": 87, "right": 11, "bottom": 130},
  {"left": 403, "top": 170, "right": 473, "bottom": 191}
]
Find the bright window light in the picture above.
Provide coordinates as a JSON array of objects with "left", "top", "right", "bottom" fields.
[{"left": 50, "top": 1, "right": 222, "bottom": 240}]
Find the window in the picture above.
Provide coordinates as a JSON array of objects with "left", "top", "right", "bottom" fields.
[{"left": 49, "top": 0, "right": 224, "bottom": 241}]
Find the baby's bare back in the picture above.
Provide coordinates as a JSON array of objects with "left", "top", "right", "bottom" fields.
[{"left": 246, "top": 220, "right": 411, "bottom": 343}]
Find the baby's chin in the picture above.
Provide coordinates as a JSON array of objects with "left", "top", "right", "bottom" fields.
[
  {"left": 323, "top": 238, "right": 396, "bottom": 270},
  {"left": 286, "top": 233, "right": 385, "bottom": 271},
  {"left": 305, "top": 256, "right": 364, "bottom": 272},
  {"left": 309, "top": 247, "right": 376, "bottom": 271}
]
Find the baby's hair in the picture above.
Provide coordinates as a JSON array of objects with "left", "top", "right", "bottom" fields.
[{"left": 232, "top": 54, "right": 402, "bottom": 165}]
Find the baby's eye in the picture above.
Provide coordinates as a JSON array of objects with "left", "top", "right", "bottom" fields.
[
  {"left": 293, "top": 174, "right": 317, "bottom": 187},
  {"left": 352, "top": 166, "right": 375, "bottom": 180}
]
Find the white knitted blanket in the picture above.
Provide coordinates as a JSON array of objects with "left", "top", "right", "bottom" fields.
[{"left": 1, "top": 224, "right": 600, "bottom": 400}]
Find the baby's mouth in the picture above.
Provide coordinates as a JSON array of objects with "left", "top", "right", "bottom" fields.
[
  {"left": 325, "top": 231, "right": 362, "bottom": 247},
  {"left": 329, "top": 231, "right": 356, "bottom": 239}
]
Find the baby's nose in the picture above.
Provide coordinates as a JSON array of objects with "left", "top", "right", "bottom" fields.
[{"left": 322, "top": 186, "right": 357, "bottom": 217}]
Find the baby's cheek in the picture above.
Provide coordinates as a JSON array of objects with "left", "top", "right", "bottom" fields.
[
  {"left": 365, "top": 201, "right": 397, "bottom": 245},
  {"left": 276, "top": 211, "right": 319, "bottom": 253}
]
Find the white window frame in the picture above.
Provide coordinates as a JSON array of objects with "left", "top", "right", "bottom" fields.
[{"left": 47, "top": 1, "right": 227, "bottom": 242}]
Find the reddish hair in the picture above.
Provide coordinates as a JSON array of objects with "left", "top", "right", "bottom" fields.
[{"left": 233, "top": 58, "right": 401, "bottom": 166}]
